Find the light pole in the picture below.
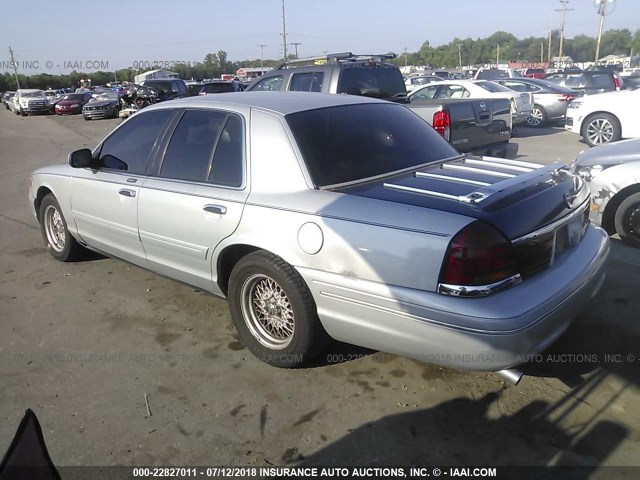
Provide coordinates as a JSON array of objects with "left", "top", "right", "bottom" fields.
[
  {"left": 457, "top": 44, "right": 463, "bottom": 68},
  {"left": 594, "top": 0, "right": 615, "bottom": 64},
  {"left": 281, "top": 0, "right": 288, "bottom": 60},
  {"left": 257, "top": 44, "right": 266, "bottom": 73}
]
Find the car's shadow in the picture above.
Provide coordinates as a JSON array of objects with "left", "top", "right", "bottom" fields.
[{"left": 513, "top": 124, "right": 566, "bottom": 138}]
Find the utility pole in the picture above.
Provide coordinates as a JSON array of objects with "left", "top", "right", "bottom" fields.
[
  {"left": 457, "top": 43, "right": 463, "bottom": 68},
  {"left": 281, "top": 0, "right": 288, "bottom": 60},
  {"left": 8, "top": 46, "right": 20, "bottom": 89},
  {"left": 289, "top": 42, "right": 302, "bottom": 59},
  {"left": 404, "top": 47, "right": 408, "bottom": 67},
  {"left": 257, "top": 44, "right": 267, "bottom": 73},
  {"left": 496, "top": 44, "right": 500, "bottom": 67},
  {"left": 548, "top": 12, "right": 553, "bottom": 63},
  {"left": 555, "top": 0, "right": 574, "bottom": 63},
  {"left": 541, "top": 42, "right": 544, "bottom": 62},
  {"left": 594, "top": 0, "right": 614, "bottom": 64}
]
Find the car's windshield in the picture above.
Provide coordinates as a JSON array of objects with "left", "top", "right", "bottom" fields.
[
  {"left": 476, "top": 69, "right": 508, "bottom": 79},
  {"left": 22, "top": 91, "right": 44, "bottom": 98},
  {"left": 475, "top": 81, "right": 511, "bottom": 93},
  {"left": 61, "top": 94, "right": 84, "bottom": 101},
  {"left": 337, "top": 64, "right": 406, "bottom": 98},
  {"left": 287, "top": 103, "right": 458, "bottom": 188}
]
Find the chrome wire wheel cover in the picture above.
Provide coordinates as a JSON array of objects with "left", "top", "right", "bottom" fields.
[
  {"left": 586, "top": 118, "right": 614, "bottom": 145},
  {"left": 44, "top": 205, "right": 66, "bottom": 252},
  {"left": 527, "top": 108, "right": 543, "bottom": 126},
  {"left": 240, "top": 274, "right": 295, "bottom": 349}
]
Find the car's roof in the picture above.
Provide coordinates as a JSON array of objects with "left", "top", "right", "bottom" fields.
[
  {"left": 17, "top": 89, "right": 43, "bottom": 93},
  {"left": 146, "top": 91, "right": 386, "bottom": 116}
]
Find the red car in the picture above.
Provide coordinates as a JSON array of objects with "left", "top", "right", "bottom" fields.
[
  {"left": 522, "top": 68, "right": 546, "bottom": 79},
  {"left": 54, "top": 93, "right": 92, "bottom": 115}
]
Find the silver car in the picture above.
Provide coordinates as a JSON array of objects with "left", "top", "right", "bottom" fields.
[
  {"left": 494, "top": 78, "right": 577, "bottom": 127},
  {"left": 29, "top": 92, "right": 609, "bottom": 381},
  {"left": 572, "top": 138, "right": 640, "bottom": 247}
]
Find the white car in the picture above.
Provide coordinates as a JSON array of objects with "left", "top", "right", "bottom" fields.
[
  {"left": 409, "top": 79, "right": 533, "bottom": 125},
  {"left": 565, "top": 88, "right": 640, "bottom": 147},
  {"left": 404, "top": 75, "right": 444, "bottom": 92}
]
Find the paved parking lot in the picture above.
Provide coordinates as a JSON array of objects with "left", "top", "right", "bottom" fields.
[{"left": 1, "top": 110, "right": 639, "bottom": 470}]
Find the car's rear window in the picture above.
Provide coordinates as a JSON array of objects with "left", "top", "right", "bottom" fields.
[
  {"left": 527, "top": 69, "right": 545, "bottom": 74},
  {"left": 201, "top": 83, "right": 235, "bottom": 94},
  {"left": 476, "top": 69, "right": 508, "bottom": 79},
  {"left": 287, "top": 103, "right": 458, "bottom": 188},
  {"left": 475, "top": 81, "right": 511, "bottom": 93},
  {"left": 586, "top": 73, "right": 614, "bottom": 88},
  {"left": 337, "top": 64, "right": 406, "bottom": 99}
]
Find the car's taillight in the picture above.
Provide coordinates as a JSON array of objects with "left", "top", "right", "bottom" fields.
[
  {"left": 439, "top": 222, "right": 519, "bottom": 291},
  {"left": 558, "top": 94, "right": 575, "bottom": 102},
  {"left": 613, "top": 76, "right": 621, "bottom": 90},
  {"left": 433, "top": 110, "right": 450, "bottom": 141}
]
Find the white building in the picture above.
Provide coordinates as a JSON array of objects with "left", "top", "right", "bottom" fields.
[{"left": 134, "top": 69, "right": 180, "bottom": 84}]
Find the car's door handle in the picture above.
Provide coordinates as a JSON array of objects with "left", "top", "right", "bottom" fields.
[
  {"left": 203, "top": 204, "right": 227, "bottom": 215},
  {"left": 119, "top": 189, "right": 136, "bottom": 198}
]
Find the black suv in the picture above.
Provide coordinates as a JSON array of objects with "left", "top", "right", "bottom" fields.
[
  {"left": 245, "top": 52, "right": 408, "bottom": 102},
  {"left": 138, "top": 79, "right": 188, "bottom": 101}
]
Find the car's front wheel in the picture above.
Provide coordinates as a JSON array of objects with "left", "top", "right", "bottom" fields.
[
  {"left": 582, "top": 113, "right": 621, "bottom": 147},
  {"left": 39, "top": 194, "right": 85, "bottom": 261},
  {"left": 614, "top": 192, "right": 640, "bottom": 248},
  {"left": 228, "top": 250, "right": 329, "bottom": 367},
  {"left": 527, "top": 105, "right": 546, "bottom": 127}
]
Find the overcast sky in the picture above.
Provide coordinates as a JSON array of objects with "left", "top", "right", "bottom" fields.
[{"left": 1, "top": 0, "right": 637, "bottom": 74}]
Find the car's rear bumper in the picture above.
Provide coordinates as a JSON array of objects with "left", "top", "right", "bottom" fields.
[{"left": 302, "top": 225, "right": 609, "bottom": 371}]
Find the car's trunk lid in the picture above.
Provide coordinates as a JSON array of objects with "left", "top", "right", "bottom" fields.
[{"left": 335, "top": 155, "right": 590, "bottom": 241}]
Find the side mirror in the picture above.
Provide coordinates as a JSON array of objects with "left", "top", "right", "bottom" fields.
[{"left": 68, "top": 148, "right": 93, "bottom": 168}]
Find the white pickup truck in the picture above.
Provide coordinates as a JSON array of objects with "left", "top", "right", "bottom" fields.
[{"left": 12, "top": 89, "right": 50, "bottom": 116}]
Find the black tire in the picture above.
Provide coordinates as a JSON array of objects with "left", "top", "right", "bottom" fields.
[
  {"left": 527, "top": 105, "right": 547, "bottom": 127},
  {"left": 20, "top": 108, "right": 26, "bottom": 117},
  {"left": 228, "top": 250, "right": 330, "bottom": 367},
  {"left": 112, "top": 106, "right": 120, "bottom": 119},
  {"left": 83, "top": 116, "right": 90, "bottom": 121},
  {"left": 614, "top": 192, "right": 640, "bottom": 248},
  {"left": 39, "top": 194, "right": 85, "bottom": 261},
  {"left": 581, "top": 113, "right": 621, "bottom": 147},
  {"left": 14, "top": 108, "right": 19, "bottom": 116}
]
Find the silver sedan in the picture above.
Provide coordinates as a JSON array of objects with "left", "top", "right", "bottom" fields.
[
  {"left": 29, "top": 92, "right": 609, "bottom": 381},
  {"left": 494, "top": 78, "right": 578, "bottom": 127}
]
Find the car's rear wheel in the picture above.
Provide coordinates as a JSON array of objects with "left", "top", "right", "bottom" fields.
[
  {"left": 527, "top": 105, "right": 546, "bottom": 127},
  {"left": 39, "top": 194, "right": 85, "bottom": 261},
  {"left": 112, "top": 106, "right": 120, "bottom": 119},
  {"left": 582, "top": 113, "right": 621, "bottom": 147},
  {"left": 228, "top": 250, "right": 329, "bottom": 367},
  {"left": 614, "top": 192, "right": 640, "bottom": 248}
]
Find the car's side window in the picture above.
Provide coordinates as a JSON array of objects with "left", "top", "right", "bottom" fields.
[
  {"left": 209, "top": 114, "right": 244, "bottom": 187},
  {"left": 159, "top": 110, "right": 244, "bottom": 187},
  {"left": 290, "top": 73, "right": 314, "bottom": 91},
  {"left": 98, "top": 110, "right": 175, "bottom": 174},
  {"left": 412, "top": 85, "right": 438, "bottom": 100},
  {"left": 311, "top": 72, "right": 324, "bottom": 92},
  {"left": 504, "top": 82, "right": 527, "bottom": 92},
  {"left": 251, "top": 75, "right": 283, "bottom": 91}
]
